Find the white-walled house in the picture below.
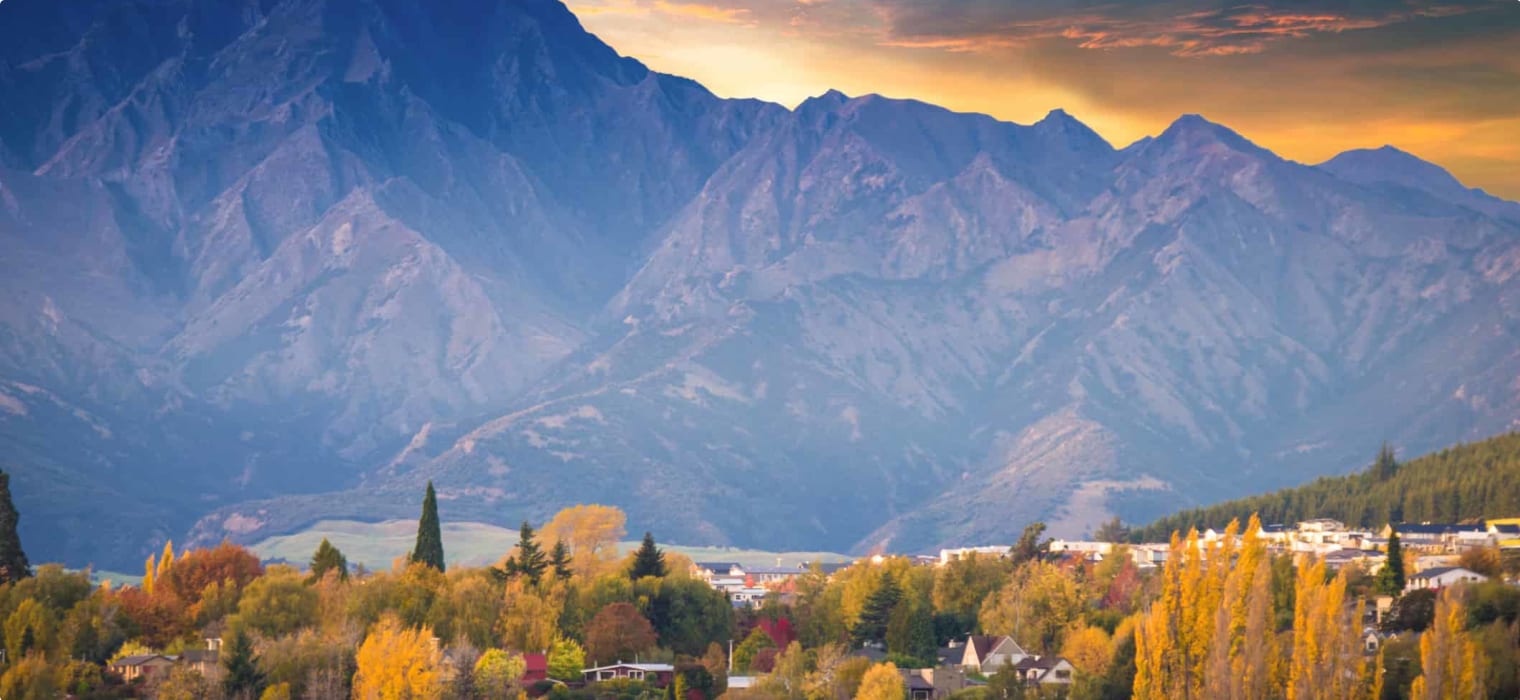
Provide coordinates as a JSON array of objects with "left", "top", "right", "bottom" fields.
[{"left": 1406, "top": 566, "right": 1488, "bottom": 592}]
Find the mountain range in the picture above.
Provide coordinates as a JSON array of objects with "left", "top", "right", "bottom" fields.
[{"left": 2, "top": 0, "right": 1519, "bottom": 569}]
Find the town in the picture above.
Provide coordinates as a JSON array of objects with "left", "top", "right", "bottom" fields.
[{"left": 0, "top": 472, "right": 1518, "bottom": 699}]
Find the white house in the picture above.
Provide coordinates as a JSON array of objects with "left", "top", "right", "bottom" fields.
[
  {"left": 961, "top": 635, "right": 1029, "bottom": 674},
  {"left": 1406, "top": 566, "right": 1488, "bottom": 592},
  {"left": 1012, "top": 656, "right": 1076, "bottom": 685}
]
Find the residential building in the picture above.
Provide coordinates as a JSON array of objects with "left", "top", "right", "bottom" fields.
[
  {"left": 109, "top": 654, "right": 175, "bottom": 682},
  {"left": 1406, "top": 566, "right": 1489, "bottom": 592},
  {"left": 1012, "top": 657, "right": 1075, "bottom": 685},
  {"left": 960, "top": 635, "right": 1029, "bottom": 674},
  {"left": 523, "top": 653, "right": 548, "bottom": 684},
  {"left": 582, "top": 663, "right": 675, "bottom": 686},
  {"left": 692, "top": 562, "right": 744, "bottom": 583},
  {"left": 938, "top": 547, "right": 1009, "bottom": 565},
  {"left": 901, "top": 667, "right": 970, "bottom": 700}
]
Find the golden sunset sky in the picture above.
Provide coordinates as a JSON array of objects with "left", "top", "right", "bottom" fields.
[{"left": 570, "top": 0, "right": 1520, "bottom": 199}]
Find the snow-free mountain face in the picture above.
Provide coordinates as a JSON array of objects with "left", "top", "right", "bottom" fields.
[{"left": 3, "top": 0, "right": 1519, "bottom": 568}]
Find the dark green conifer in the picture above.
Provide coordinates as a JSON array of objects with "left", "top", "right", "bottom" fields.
[
  {"left": 629, "top": 531, "right": 667, "bottom": 580},
  {"left": 410, "top": 481, "right": 445, "bottom": 572},
  {"left": 0, "top": 469, "right": 30, "bottom": 583},
  {"left": 1374, "top": 442, "right": 1399, "bottom": 481},
  {"left": 309, "top": 538, "right": 348, "bottom": 582},
  {"left": 221, "top": 627, "right": 266, "bottom": 698},
  {"left": 851, "top": 574, "right": 901, "bottom": 645},
  {"left": 1377, "top": 531, "right": 1406, "bottom": 596},
  {"left": 550, "top": 539, "right": 573, "bottom": 580},
  {"left": 509, "top": 521, "right": 548, "bottom": 584}
]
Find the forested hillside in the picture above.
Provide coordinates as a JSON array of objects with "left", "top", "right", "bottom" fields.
[{"left": 1135, "top": 433, "right": 1520, "bottom": 541}]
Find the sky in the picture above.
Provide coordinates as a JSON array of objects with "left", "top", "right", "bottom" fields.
[{"left": 569, "top": 0, "right": 1520, "bottom": 200}]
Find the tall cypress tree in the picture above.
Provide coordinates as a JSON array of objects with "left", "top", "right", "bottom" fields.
[
  {"left": 550, "top": 539, "right": 573, "bottom": 580},
  {"left": 0, "top": 469, "right": 30, "bottom": 583},
  {"left": 410, "top": 481, "right": 445, "bottom": 572},
  {"left": 222, "top": 627, "right": 266, "bottom": 698},
  {"left": 629, "top": 531, "right": 667, "bottom": 579},
  {"left": 509, "top": 521, "right": 548, "bottom": 584},
  {"left": 1377, "top": 531, "right": 1406, "bottom": 596}
]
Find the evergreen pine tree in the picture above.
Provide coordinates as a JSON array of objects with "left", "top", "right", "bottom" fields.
[
  {"left": 550, "top": 539, "right": 573, "bottom": 580},
  {"left": 410, "top": 481, "right": 446, "bottom": 572},
  {"left": 851, "top": 574, "right": 901, "bottom": 646},
  {"left": 0, "top": 469, "right": 30, "bottom": 583},
  {"left": 1374, "top": 443, "right": 1399, "bottom": 481},
  {"left": 510, "top": 521, "right": 548, "bottom": 584},
  {"left": 630, "top": 531, "right": 667, "bottom": 579},
  {"left": 222, "top": 628, "right": 266, "bottom": 699},
  {"left": 309, "top": 538, "right": 348, "bottom": 582},
  {"left": 1377, "top": 531, "right": 1406, "bottom": 596}
]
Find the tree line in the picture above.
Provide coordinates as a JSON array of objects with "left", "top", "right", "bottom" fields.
[{"left": 1135, "top": 434, "right": 1520, "bottom": 542}]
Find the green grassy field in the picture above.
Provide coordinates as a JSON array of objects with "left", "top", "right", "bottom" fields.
[{"left": 251, "top": 519, "right": 853, "bottom": 570}]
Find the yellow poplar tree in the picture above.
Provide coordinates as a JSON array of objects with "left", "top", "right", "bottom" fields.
[
  {"left": 143, "top": 553, "right": 157, "bottom": 595},
  {"left": 1286, "top": 559, "right": 1365, "bottom": 700},
  {"left": 1409, "top": 589, "right": 1487, "bottom": 700},
  {"left": 353, "top": 614, "right": 443, "bottom": 700},
  {"left": 157, "top": 540, "right": 175, "bottom": 582}
]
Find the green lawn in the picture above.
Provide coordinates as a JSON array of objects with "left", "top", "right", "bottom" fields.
[{"left": 251, "top": 519, "right": 853, "bottom": 571}]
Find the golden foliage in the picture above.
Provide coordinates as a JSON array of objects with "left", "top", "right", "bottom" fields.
[
  {"left": 1061, "top": 625, "right": 1113, "bottom": 675},
  {"left": 352, "top": 614, "right": 443, "bottom": 700},
  {"left": 539, "top": 505, "right": 627, "bottom": 578},
  {"left": 855, "top": 662, "right": 905, "bottom": 700},
  {"left": 1410, "top": 589, "right": 1488, "bottom": 700}
]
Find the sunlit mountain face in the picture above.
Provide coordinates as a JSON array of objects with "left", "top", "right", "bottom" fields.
[{"left": 2, "top": 0, "right": 1518, "bottom": 569}]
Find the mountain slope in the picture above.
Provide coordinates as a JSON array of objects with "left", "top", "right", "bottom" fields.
[{"left": 2, "top": 0, "right": 1519, "bottom": 567}]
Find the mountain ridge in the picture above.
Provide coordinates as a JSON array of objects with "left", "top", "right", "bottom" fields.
[{"left": 2, "top": 0, "right": 1519, "bottom": 568}]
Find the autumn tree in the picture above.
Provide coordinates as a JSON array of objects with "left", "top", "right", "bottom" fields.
[
  {"left": 979, "top": 559, "right": 1085, "bottom": 654},
  {"left": 856, "top": 662, "right": 905, "bottom": 700},
  {"left": 473, "top": 649, "right": 527, "bottom": 700},
  {"left": 1134, "top": 527, "right": 1223, "bottom": 700},
  {"left": 932, "top": 552, "right": 1007, "bottom": 630},
  {"left": 734, "top": 626, "right": 777, "bottom": 672},
  {"left": 702, "top": 642, "right": 729, "bottom": 692},
  {"left": 1062, "top": 625, "right": 1114, "bottom": 676},
  {"left": 539, "top": 505, "right": 627, "bottom": 577},
  {"left": 309, "top": 538, "right": 348, "bottom": 582},
  {"left": 353, "top": 614, "right": 443, "bottom": 700},
  {"left": 233, "top": 565, "right": 320, "bottom": 638},
  {"left": 1286, "top": 559, "right": 1366, "bottom": 700},
  {"left": 410, "top": 481, "right": 445, "bottom": 572},
  {"left": 585, "top": 602, "right": 658, "bottom": 663},
  {"left": 498, "top": 578, "right": 563, "bottom": 652},
  {"left": 1409, "top": 588, "right": 1488, "bottom": 700},
  {"left": 148, "top": 664, "right": 212, "bottom": 700},
  {"left": 629, "top": 531, "right": 667, "bottom": 580},
  {"left": 1457, "top": 547, "right": 1503, "bottom": 579},
  {"left": 547, "top": 637, "right": 587, "bottom": 681},
  {"left": 0, "top": 469, "right": 30, "bottom": 583}
]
